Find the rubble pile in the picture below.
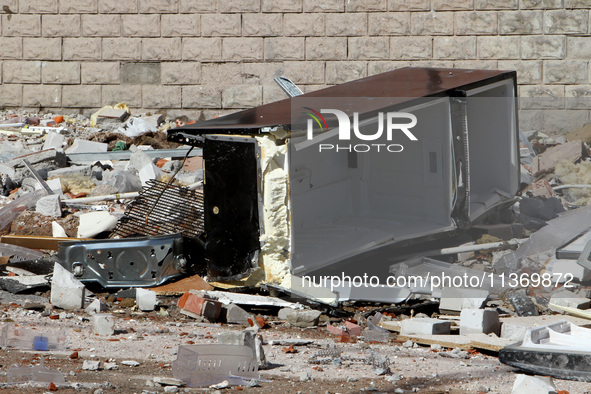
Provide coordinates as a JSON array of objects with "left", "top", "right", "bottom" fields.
[{"left": 1, "top": 103, "right": 591, "bottom": 393}]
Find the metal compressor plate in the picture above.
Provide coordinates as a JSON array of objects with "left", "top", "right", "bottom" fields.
[{"left": 57, "top": 233, "right": 187, "bottom": 288}]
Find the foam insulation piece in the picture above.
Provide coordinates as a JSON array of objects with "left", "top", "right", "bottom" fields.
[
  {"left": 59, "top": 175, "right": 96, "bottom": 195},
  {"left": 255, "top": 135, "right": 291, "bottom": 287},
  {"left": 77, "top": 211, "right": 118, "bottom": 238},
  {"left": 555, "top": 160, "right": 591, "bottom": 205}
]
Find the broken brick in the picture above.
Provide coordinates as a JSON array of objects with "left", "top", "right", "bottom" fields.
[
  {"left": 345, "top": 321, "right": 362, "bottom": 336},
  {"left": 177, "top": 291, "right": 221, "bottom": 320}
]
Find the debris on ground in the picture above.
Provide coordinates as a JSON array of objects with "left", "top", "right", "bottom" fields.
[{"left": 1, "top": 69, "right": 591, "bottom": 392}]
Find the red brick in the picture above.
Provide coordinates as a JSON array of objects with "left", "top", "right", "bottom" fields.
[{"left": 177, "top": 292, "right": 221, "bottom": 320}]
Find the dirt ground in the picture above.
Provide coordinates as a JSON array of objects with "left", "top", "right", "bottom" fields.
[{"left": 0, "top": 293, "right": 589, "bottom": 394}]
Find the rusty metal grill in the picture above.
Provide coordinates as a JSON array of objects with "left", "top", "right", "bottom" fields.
[{"left": 111, "top": 179, "right": 204, "bottom": 239}]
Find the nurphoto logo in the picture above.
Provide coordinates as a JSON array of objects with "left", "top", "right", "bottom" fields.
[{"left": 304, "top": 107, "right": 418, "bottom": 153}]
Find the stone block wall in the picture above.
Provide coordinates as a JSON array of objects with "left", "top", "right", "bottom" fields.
[{"left": 0, "top": 0, "right": 589, "bottom": 130}]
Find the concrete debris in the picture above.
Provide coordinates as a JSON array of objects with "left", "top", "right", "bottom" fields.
[
  {"left": 50, "top": 262, "right": 85, "bottom": 310},
  {"left": 93, "top": 313, "right": 115, "bottom": 335},
  {"left": 500, "top": 315, "right": 588, "bottom": 342},
  {"left": 42, "top": 131, "right": 65, "bottom": 151},
  {"left": 222, "top": 303, "right": 253, "bottom": 325},
  {"left": 97, "top": 108, "right": 130, "bottom": 122},
  {"left": 286, "top": 309, "right": 322, "bottom": 328},
  {"left": 85, "top": 299, "right": 108, "bottom": 315},
  {"left": 48, "top": 164, "right": 92, "bottom": 178},
  {"left": 299, "top": 372, "right": 311, "bottom": 382},
  {"left": 519, "top": 196, "right": 565, "bottom": 221},
  {"left": 511, "top": 374, "right": 556, "bottom": 393},
  {"left": 400, "top": 318, "right": 452, "bottom": 336},
  {"left": 65, "top": 138, "right": 108, "bottom": 155},
  {"left": 128, "top": 149, "right": 154, "bottom": 173},
  {"left": 35, "top": 194, "right": 62, "bottom": 218},
  {"left": 459, "top": 309, "right": 500, "bottom": 335},
  {"left": 0, "top": 275, "right": 48, "bottom": 293},
  {"left": 82, "top": 360, "right": 101, "bottom": 371},
  {"left": 0, "top": 73, "right": 590, "bottom": 392},
  {"left": 10, "top": 149, "right": 67, "bottom": 172},
  {"left": 121, "top": 360, "right": 141, "bottom": 367}
]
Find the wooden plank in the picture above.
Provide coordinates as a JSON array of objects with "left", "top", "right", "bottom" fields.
[
  {"left": 465, "top": 333, "right": 513, "bottom": 352},
  {"left": 0, "top": 235, "right": 90, "bottom": 251},
  {"left": 397, "top": 334, "right": 472, "bottom": 350},
  {"left": 397, "top": 333, "right": 511, "bottom": 353},
  {"left": 151, "top": 274, "right": 212, "bottom": 295},
  {"left": 548, "top": 303, "right": 591, "bottom": 321}
]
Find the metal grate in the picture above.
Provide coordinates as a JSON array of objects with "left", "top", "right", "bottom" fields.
[{"left": 111, "top": 179, "right": 204, "bottom": 239}]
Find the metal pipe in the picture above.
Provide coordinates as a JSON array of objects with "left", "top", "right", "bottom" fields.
[
  {"left": 61, "top": 192, "right": 140, "bottom": 204},
  {"left": 438, "top": 238, "right": 527, "bottom": 255},
  {"left": 61, "top": 181, "right": 202, "bottom": 204},
  {"left": 553, "top": 184, "right": 591, "bottom": 191}
]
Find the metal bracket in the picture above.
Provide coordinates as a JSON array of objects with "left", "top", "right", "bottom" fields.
[
  {"left": 274, "top": 76, "right": 303, "bottom": 98},
  {"left": 57, "top": 233, "right": 188, "bottom": 288}
]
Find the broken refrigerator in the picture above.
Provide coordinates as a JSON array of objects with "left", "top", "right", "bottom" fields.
[{"left": 169, "top": 67, "right": 520, "bottom": 301}]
